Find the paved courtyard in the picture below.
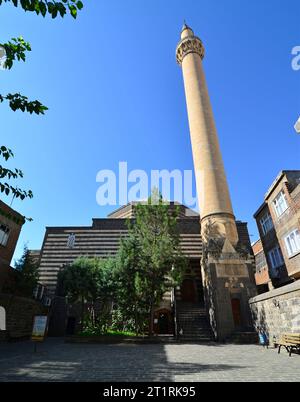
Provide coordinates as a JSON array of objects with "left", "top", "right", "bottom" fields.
[{"left": 0, "top": 338, "right": 299, "bottom": 382}]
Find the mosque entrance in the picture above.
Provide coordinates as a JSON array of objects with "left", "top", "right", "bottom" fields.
[
  {"left": 180, "top": 279, "right": 197, "bottom": 303},
  {"left": 231, "top": 298, "right": 242, "bottom": 327}
]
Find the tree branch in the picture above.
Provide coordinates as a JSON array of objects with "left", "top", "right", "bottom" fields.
[
  {"left": 0, "top": 0, "right": 84, "bottom": 19},
  {"left": 1, "top": 36, "right": 31, "bottom": 69},
  {"left": 0, "top": 93, "right": 48, "bottom": 114}
]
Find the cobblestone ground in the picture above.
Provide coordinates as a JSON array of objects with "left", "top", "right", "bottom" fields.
[{"left": 0, "top": 339, "right": 299, "bottom": 382}]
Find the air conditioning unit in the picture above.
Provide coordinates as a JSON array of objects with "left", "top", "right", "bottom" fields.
[{"left": 295, "top": 117, "right": 300, "bottom": 133}]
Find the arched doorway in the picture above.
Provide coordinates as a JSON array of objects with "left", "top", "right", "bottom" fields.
[
  {"left": 158, "top": 312, "right": 169, "bottom": 334},
  {"left": 0, "top": 306, "right": 6, "bottom": 331},
  {"left": 153, "top": 309, "right": 172, "bottom": 335},
  {"left": 181, "top": 279, "right": 197, "bottom": 303}
]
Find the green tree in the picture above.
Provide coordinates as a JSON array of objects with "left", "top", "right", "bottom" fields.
[
  {"left": 115, "top": 192, "right": 187, "bottom": 335},
  {"left": 58, "top": 257, "right": 100, "bottom": 329},
  {"left": 0, "top": 0, "right": 84, "bottom": 201},
  {"left": 113, "top": 234, "right": 149, "bottom": 334},
  {"left": 58, "top": 256, "right": 115, "bottom": 332},
  {"left": 13, "top": 245, "right": 39, "bottom": 297}
]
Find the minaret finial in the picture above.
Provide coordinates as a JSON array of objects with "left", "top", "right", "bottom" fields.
[
  {"left": 181, "top": 20, "right": 194, "bottom": 37},
  {"left": 182, "top": 20, "right": 189, "bottom": 31}
]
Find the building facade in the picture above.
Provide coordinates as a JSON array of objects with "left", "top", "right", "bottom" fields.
[
  {"left": 252, "top": 239, "right": 270, "bottom": 294},
  {"left": 0, "top": 199, "right": 25, "bottom": 292},
  {"left": 254, "top": 171, "right": 300, "bottom": 290},
  {"left": 37, "top": 202, "right": 252, "bottom": 338},
  {"left": 253, "top": 203, "right": 290, "bottom": 291}
]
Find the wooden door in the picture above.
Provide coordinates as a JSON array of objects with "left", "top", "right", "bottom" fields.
[
  {"left": 231, "top": 298, "right": 242, "bottom": 327},
  {"left": 181, "top": 279, "right": 197, "bottom": 303}
]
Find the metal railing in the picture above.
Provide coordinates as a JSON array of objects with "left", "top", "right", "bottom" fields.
[{"left": 172, "top": 287, "right": 178, "bottom": 340}]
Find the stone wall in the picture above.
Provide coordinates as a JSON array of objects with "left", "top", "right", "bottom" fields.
[
  {"left": 0, "top": 293, "right": 46, "bottom": 340},
  {"left": 249, "top": 281, "right": 300, "bottom": 344}
]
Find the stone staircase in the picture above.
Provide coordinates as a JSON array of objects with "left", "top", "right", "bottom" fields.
[{"left": 176, "top": 302, "right": 214, "bottom": 342}]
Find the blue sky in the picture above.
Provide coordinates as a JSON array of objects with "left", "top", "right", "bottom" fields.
[{"left": 1, "top": 0, "right": 299, "bottom": 264}]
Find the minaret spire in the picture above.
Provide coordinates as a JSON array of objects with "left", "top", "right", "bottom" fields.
[
  {"left": 176, "top": 24, "right": 238, "bottom": 246},
  {"left": 175, "top": 24, "right": 256, "bottom": 341}
]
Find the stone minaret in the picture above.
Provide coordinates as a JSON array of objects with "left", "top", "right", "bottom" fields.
[
  {"left": 176, "top": 24, "right": 238, "bottom": 246},
  {"left": 176, "top": 24, "right": 256, "bottom": 340}
]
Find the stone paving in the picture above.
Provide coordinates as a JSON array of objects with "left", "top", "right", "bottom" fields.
[{"left": 0, "top": 338, "right": 299, "bottom": 382}]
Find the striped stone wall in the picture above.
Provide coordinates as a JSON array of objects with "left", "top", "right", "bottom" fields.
[{"left": 38, "top": 218, "right": 203, "bottom": 295}]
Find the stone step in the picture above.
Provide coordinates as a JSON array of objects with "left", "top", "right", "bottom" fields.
[
  {"left": 179, "top": 328, "right": 211, "bottom": 333},
  {"left": 227, "top": 332, "right": 259, "bottom": 344},
  {"left": 179, "top": 338, "right": 213, "bottom": 343},
  {"left": 178, "top": 313, "right": 207, "bottom": 316},
  {"left": 176, "top": 304, "right": 214, "bottom": 342},
  {"left": 179, "top": 321, "right": 211, "bottom": 326},
  {"left": 178, "top": 316, "right": 207, "bottom": 319},
  {"left": 179, "top": 327, "right": 212, "bottom": 332},
  {"left": 180, "top": 333, "right": 212, "bottom": 338}
]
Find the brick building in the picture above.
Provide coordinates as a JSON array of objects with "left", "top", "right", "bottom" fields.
[
  {"left": 37, "top": 202, "right": 253, "bottom": 338},
  {"left": 253, "top": 171, "right": 300, "bottom": 292},
  {"left": 252, "top": 239, "right": 270, "bottom": 294},
  {"left": 0, "top": 200, "right": 47, "bottom": 341},
  {"left": 0, "top": 199, "right": 25, "bottom": 292}
]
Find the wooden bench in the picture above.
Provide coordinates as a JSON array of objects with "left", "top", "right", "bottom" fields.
[{"left": 278, "top": 333, "right": 300, "bottom": 357}]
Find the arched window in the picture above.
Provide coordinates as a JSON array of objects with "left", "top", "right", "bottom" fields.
[{"left": 0, "top": 306, "right": 6, "bottom": 331}]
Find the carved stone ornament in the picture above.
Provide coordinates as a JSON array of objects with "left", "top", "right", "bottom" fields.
[{"left": 176, "top": 36, "right": 205, "bottom": 65}]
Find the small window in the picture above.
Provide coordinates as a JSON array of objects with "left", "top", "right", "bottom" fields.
[
  {"left": 67, "top": 233, "right": 76, "bottom": 249},
  {"left": 273, "top": 191, "right": 288, "bottom": 217},
  {"left": 284, "top": 229, "right": 300, "bottom": 257},
  {"left": 255, "top": 251, "right": 267, "bottom": 272},
  {"left": 0, "top": 223, "right": 10, "bottom": 246},
  {"left": 260, "top": 212, "right": 274, "bottom": 235},
  {"left": 268, "top": 246, "right": 284, "bottom": 269}
]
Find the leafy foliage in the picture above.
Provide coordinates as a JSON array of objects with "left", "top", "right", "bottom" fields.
[
  {"left": 0, "top": 0, "right": 84, "bottom": 19},
  {"left": 58, "top": 257, "right": 101, "bottom": 303},
  {"left": 113, "top": 235, "right": 149, "bottom": 334},
  {"left": 0, "top": 93, "right": 48, "bottom": 114},
  {"left": 0, "top": 146, "right": 14, "bottom": 161},
  {"left": 58, "top": 257, "right": 116, "bottom": 330},
  {"left": 126, "top": 193, "right": 186, "bottom": 335},
  {"left": 113, "top": 191, "right": 187, "bottom": 335},
  {"left": 1, "top": 36, "right": 31, "bottom": 69},
  {"left": 0, "top": 146, "right": 33, "bottom": 202},
  {"left": 4, "top": 245, "right": 39, "bottom": 297}
]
